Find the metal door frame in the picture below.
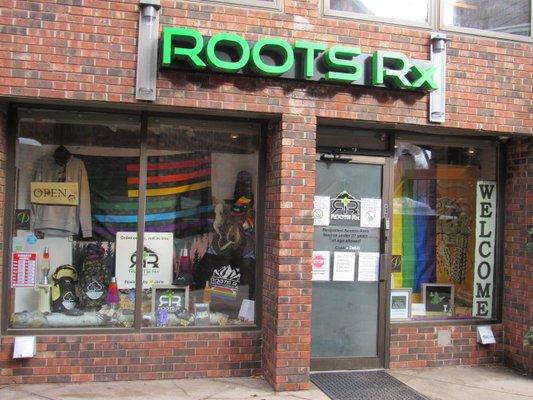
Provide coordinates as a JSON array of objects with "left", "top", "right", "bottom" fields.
[{"left": 311, "top": 154, "right": 393, "bottom": 371}]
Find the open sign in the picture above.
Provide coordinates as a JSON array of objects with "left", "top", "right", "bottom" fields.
[{"left": 30, "top": 182, "right": 79, "bottom": 206}]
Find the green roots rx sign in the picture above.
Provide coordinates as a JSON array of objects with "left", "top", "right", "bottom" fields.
[{"left": 160, "top": 27, "right": 438, "bottom": 91}]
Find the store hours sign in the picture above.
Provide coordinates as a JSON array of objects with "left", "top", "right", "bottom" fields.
[
  {"left": 472, "top": 181, "right": 497, "bottom": 318},
  {"left": 160, "top": 27, "right": 438, "bottom": 91}
]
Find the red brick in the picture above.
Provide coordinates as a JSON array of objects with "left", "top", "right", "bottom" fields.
[{"left": 0, "top": 0, "right": 531, "bottom": 391}]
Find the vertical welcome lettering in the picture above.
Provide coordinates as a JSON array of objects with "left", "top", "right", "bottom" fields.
[{"left": 472, "top": 181, "right": 497, "bottom": 318}]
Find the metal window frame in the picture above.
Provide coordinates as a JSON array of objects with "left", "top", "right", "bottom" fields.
[
  {"left": 192, "top": 0, "right": 282, "bottom": 11},
  {"left": 1, "top": 102, "right": 266, "bottom": 336},
  {"left": 311, "top": 153, "right": 392, "bottom": 371},
  {"left": 438, "top": 0, "right": 533, "bottom": 43}
]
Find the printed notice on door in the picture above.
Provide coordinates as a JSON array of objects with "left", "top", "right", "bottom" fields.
[
  {"left": 312, "top": 251, "right": 330, "bottom": 281},
  {"left": 360, "top": 198, "right": 381, "bottom": 228},
  {"left": 333, "top": 251, "right": 356, "bottom": 281},
  {"left": 314, "top": 196, "right": 330, "bottom": 226},
  {"left": 358, "top": 252, "right": 380, "bottom": 281}
]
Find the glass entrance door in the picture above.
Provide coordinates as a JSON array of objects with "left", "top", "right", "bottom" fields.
[{"left": 311, "top": 155, "right": 390, "bottom": 370}]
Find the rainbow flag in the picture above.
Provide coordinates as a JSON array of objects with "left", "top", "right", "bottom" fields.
[
  {"left": 79, "top": 152, "right": 213, "bottom": 240},
  {"left": 211, "top": 285, "right": 238, "bottom": 301},
  {"left": 402, "top": 179, "right": 416, "bottom": 289},
  {"left": 393, "top": 153, "right": 436, "bottom": 293},
  {"left": 412, "top": 179, "right": 436, "bottom": 292}
]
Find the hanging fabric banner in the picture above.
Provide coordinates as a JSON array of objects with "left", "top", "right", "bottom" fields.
[{"left": 472, "top": 181, "right": 497, "bottom": 318}]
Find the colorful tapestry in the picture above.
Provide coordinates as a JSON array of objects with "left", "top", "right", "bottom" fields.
[
  {"left": 79, "top": 152, "right": 213, "bottom": 241},
  {"left": 391, "top": 160, "right": 404, "bottom": 289},
  {"left": 393, "top": 153, "right": 436, "bottom": 293},
  {"left": 401, "top": 178, "right": 416, "bottom": 290},
  {"left": 436, "top": 165, "right": 478, "bottom": 305},
  {"left": 412, "top": 178, "right": 436, "bottom": 293}
]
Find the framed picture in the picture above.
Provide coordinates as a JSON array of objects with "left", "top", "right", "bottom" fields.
[
  {"left": 422, "top": 283, "right": 454, "bottom": 315},
  {"left": 151, "top": 285, "right": 189, "bottom": 315},
  {"left": 390, "top": 289, "right": 411, "bottom": 320}
]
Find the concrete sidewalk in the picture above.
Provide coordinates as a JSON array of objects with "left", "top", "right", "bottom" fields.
[
  {"left": 0, "top": 366, "right": 531, "bottom": 400},
  {"left": 389, "top": 366, "right": 533, "bottom": 400}
]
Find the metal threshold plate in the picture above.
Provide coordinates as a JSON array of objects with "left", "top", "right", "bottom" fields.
[{"left": 311, "top": 370, "right": 428, "bottom": 400}]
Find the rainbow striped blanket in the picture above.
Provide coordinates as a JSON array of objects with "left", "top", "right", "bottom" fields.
[{"left": 79, "top": 152, "right": 213, "bottom": 240}]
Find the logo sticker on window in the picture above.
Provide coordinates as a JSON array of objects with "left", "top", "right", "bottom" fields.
[{"left": 330, "top": 191, "right": 360, "bottom": 221}]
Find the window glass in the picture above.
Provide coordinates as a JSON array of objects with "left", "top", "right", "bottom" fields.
[
  {"left": 317, "top": 127, "right": 390, "bottom": 152},
  {"left": 10, "top": 109, "right": 141, "bottom": 329},
  {"left": 199, "top": 0, "right": 278, "bottom": 9},
  {"left": 443, "top": 0, "right": 531, "bottom": 37},
  {"left": 328, "top": 0, "right": 430, "bottom": 23},
  {"left": 390, "top": 138, "right": 498, "bottom": 321},
  {"left": 141, "top": 117, "right": 260, "bottom": 328}
]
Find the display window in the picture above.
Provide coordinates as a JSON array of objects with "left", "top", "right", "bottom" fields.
[
  {"left": 390, "top": 136, "right": 500, "bottom": 322},
  {"left": 8, "top": 108, "right": 141, "bottom": 329},
  {"left": 141, "top": 117, "right": 261, "bottom": 328},
  {"left": 5, "top": 107, "right": 262, "bottom": 331}
]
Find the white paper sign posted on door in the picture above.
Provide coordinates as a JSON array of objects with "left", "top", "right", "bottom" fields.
[
  {"left": 313, "top": 196, "right": 330, "bottom": 226},
  {"left": 333, "top": 251, "right": 356, "bottom": 281},
  {"left": 358, "top": 251, "right": 380, "bottom": 281},
  {"left": 312, "top": 251, "right": 330, "bottom": 281},
  {"left": 360, "top": 198, "right": 381, "bottom": 228}
]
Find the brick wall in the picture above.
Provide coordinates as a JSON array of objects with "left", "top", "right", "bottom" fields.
[
  {"left": 0, "top": 0, "right": 530, "bottom": 134},
  {"left": 0, "top": 331, "right": 261, "bottom": 384},
  {"left": 262, "top": 115, "right": 315, "bottom": 391},
  {"left": 503, "top": 137, "right": 533, "bottom": 376},
  {"left": 389, "top": 324, "right": 504, "bottom": 368},
  {"left": 0, "top": 0, "right": 531, "bottom": 390}
]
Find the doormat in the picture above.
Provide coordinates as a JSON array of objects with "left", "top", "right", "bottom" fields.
[{"left": 311, "top": 370, "right": 428, "bottom": 400}]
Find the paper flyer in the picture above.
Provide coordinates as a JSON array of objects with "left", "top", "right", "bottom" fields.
[
  {"left": 312, "top": 251, "right": 330, "bottom": 281},
  {"left": 358, "top": 251, "right": 380, "bottom": 281},
  {"left": 360, "top": 198, "right": 381, "bottom": 228},
  {"left": 333, "top": 251, "right": 356, "bottom": 281},
  {"left": 11, "top": 252, "right": 37, "bottom": 288},
  {"left": 116, "top": 231, "right": 174, "bottom": 289},
  {"left": 313, "top": 196, "right": 330, "bottom": 226}
]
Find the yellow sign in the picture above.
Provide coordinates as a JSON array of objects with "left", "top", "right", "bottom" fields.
[{"left": 30, "top": 182, "right": 79, "bottom": 206}]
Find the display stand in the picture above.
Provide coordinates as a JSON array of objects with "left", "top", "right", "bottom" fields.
[{"left": 35, "top": 284, "right": 51, "bottom": 314}]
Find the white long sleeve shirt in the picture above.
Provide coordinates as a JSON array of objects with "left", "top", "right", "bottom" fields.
[{"left": 31, "top": 155, "right": 92, "bottom": 238}]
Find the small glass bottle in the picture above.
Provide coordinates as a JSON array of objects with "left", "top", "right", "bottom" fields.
[{"left": 178, "top": 247, "right": 192, "bottom": 275}]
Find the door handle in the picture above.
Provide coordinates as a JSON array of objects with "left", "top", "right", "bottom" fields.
[{"left": 379, "top": 254, "right": 386, "bottom": 281}]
